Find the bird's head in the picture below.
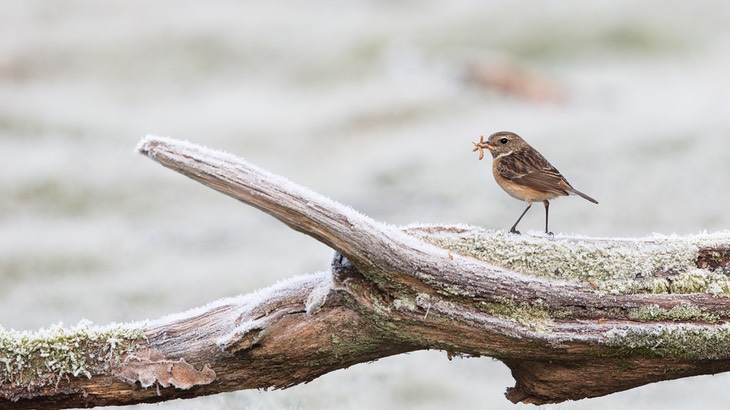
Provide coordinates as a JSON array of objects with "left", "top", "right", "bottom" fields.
[{"left": 473, "top": 131, "right": 525, "bottom": 159}]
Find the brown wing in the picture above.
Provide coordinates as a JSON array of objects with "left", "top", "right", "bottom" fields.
[{"left": 495, "top": 148, "right": 571, "bottom": 196}]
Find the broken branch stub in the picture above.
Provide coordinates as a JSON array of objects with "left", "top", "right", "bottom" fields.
[{"left": 2, "top": 136, "right": 730, "bottom": 409}]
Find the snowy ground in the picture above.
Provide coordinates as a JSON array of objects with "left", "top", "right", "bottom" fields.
[{"left": 2, "top": 1, "right": 730, "bottom": 409}]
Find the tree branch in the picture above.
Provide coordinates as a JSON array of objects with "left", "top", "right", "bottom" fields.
[{"left": 2, "top": 135, "right": 730, "bottom": 408}]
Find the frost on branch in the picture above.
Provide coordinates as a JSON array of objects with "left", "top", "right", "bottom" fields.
[
  {"left": 0, "top": 320, "right": 145, "bottom": 401},
  {"left": 415, "top": 226, "right": 730, "bottom": 296},
  {"left": 2, "top": 136, "right": 730, "bottom": 409}
]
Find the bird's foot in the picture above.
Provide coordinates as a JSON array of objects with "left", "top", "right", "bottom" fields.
[
  {"left": 509, "top": 228, "right": 521, "bottom": 235},
  {"left": 546, "top": 231, "right": 554, "bottom": 236}
]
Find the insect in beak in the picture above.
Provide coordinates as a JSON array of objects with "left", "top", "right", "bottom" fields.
[{"left": 472, "top": 135, "right": 493, "bottom": 160}]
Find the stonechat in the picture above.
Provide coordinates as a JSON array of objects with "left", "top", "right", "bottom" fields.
[{"left": 473, "top": 131, "right": 597, "bottom": 235}]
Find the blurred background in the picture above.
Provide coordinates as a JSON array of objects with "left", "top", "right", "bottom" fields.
[{"left": 2, "top": 0, "right": 730, "bottom": 408}]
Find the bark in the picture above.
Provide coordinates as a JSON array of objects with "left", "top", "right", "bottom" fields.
[{"left": 2, "top": 135, "right": 729, "bottom": 409}]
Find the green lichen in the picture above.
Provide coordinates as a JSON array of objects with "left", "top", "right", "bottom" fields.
[
  {"left": 440, "top": 283, "right": 476, "bottom": 298},
  {"left": 414, "top": 226, "right": 730, "bottom": 296},
  {"left": 479, "top": 298, "right": 559, "bottom": 332},
  {"left": 331, "top": 333, "right": 342, "bottom": 345},
  {"left": 628, "top": 303, "right": 720, "bottom": 323},
  {"left": 0, "top": 320, "right": 145, "bottom": 387},
  {"left": 616, "top": 359, "right": 639, "bottom": 374},
  {"left": 325, "top": 330, "right": 384, "bottom": 363},
  {"left": 670, "top": 269, "right": 730, "bottom": 296},
  {"left": 605, "top": 323, "right": 730, "bottom": 360},
  {"left": 597, "top": 269, "right": 730, "bottom": 296},
  {"left": 423, "top": 228, "right": 697, "bottom": 282},
  {"left": 392, "top": 297, "right": 418, "bottom": 312}
]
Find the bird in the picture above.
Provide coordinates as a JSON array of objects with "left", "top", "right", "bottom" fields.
[{"left": 472, "top": 131, "right": 597, "bottom": 235}]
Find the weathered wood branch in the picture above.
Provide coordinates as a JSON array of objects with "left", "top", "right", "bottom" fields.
[{"left": 2, "top": 135, "right": 730, "bottom": 409}]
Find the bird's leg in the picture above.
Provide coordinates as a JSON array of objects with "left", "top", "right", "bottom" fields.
[
  {"left": 543, "top": 200, "right": 553, "bottom": 236},
  {"left": 509, "top": 202, "right": 532, "bottom": 234}
]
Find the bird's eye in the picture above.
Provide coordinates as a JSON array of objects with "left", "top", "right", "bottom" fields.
[{"left": 500, "top": 138, "right": 508, "bottom": 144}]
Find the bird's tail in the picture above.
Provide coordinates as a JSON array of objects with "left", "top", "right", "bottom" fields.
[
  {"left": 568, "top": 187, "right": 598, "bottom": 204},
  {"left": 558, "top": 179, "right": 598, "bottom": 204}
]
